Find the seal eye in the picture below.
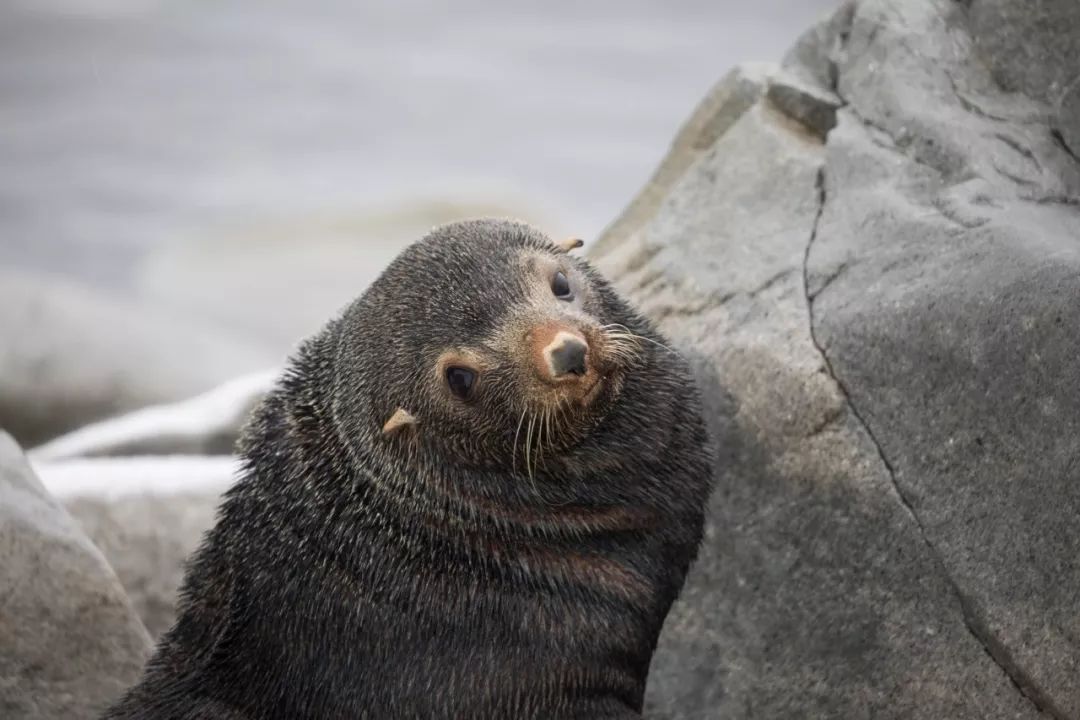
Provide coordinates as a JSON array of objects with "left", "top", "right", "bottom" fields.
[
  {"left": 445, "top": 366, "right": 476, "bottom": 400},
  {"left": 551, "top": 271, "right": 572, "bottom": 300}
]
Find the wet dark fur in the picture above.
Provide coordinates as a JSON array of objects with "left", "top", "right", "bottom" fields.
[{"left": 103, "top": 220, "right": 713, "bottom": 719}]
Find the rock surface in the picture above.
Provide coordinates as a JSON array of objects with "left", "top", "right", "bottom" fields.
[
  {"left": 65, "top": 491, "right": 223, "bottom": 641},
  {"left": 27, "top": 379, "right": 253, "bottom": 642},
  {"left": 592, "top": 0, "right": 1079, "bottom": 717},
  {"left": 968, "top": 0, "right": 1080, "bottom": 156},
  {"left": 7, "top": 2, "right": 1077, "bottom": 718},
  {"left": 0, "top": 432, "right": 152, "bottom": 719},
  {"left": 812, "top": 0, "right": 1080, "bottom": 716}
]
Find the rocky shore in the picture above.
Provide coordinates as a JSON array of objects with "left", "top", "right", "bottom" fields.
[{"left": 2, "top": 1, "right": 1078, "bottom": 718}]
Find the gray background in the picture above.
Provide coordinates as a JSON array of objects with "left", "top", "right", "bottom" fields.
[{"left": 2, "top": 0, "right": 836, "bottom": 345}]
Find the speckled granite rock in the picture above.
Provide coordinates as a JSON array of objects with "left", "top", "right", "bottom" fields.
[
  {"left": 809, "top": 0, "right": 1080, "bottom": 715},
  {"left": 592, "top": 0, "right": 1079, "bottom": 717}
]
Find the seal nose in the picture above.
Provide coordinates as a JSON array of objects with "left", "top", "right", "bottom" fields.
[
  {"left": 548, "top": 334, "right": 589, "bottom": 377},
  {"left": 531, "top": 325, "right": 591, "bottom": 382}
]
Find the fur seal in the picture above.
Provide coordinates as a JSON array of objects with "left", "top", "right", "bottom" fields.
[{"left": 103, "top": 219, "right": 713, "bottom": 719}]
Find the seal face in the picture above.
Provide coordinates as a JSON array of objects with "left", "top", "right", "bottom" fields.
[
  {"left": 345, "top": 222, "right": 650, "bottom": 483},
  {"left": 104, "top": 219, "right": 714, "bottom": 720}
]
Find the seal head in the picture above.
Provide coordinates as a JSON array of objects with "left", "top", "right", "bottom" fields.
[{"left": 335, "top": 220, "right": 658, "bottom": 496}]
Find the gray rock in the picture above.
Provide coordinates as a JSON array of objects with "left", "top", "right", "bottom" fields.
[
  {"left": 967, "top": 0, "right": 1080, "bottom": 155},
  {"left": 593, "top": 0, "right": 1078, "bottom": 716},
  {"left": 65, "top": 491, "right": 222, "bottom": 642},
  {"left": 809, "top": 0, "right": 1080, "bottom": 715},
  {"left": 0, "top": 431, "right": 151, "bottom": 719},
  {"left": 30, "top": 455, "right": 236, "bottom": 640},
  {"left": 782, "top": 0, "right": 856, "bottom": 90},
  {"left": 592, "top": 63, "right": 775, "bottom": 258},
  {"left": 765, "top": 70, "right": 843, "bottom": 139},
  {"left": 0, "top": 269, "right": 275, "bottom": 447}
]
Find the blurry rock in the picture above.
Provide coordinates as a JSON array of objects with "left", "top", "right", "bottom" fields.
[
  {"left": 65, "top": 490, "right": 223, "bottom": 641},
  {"left": 27, "top": 368, "right": 268, "bottom": 642},
  {"left": 0, "top": 269, "right": 275, "bottom": 447},
  {"left": 31, "top": 370, "right": 277, "bottom": 461},
  {"left": 0, "top": 431, "right": 151, "bottom": 719},
  {"left": 137, "top": 199, "right": 553, "bottom": 349},
  {"left": 39, "top": 456, "right": 236, "bottom": 641},
  {"left": 592, "top": 0, "right": 1079, "bottom": 716}
]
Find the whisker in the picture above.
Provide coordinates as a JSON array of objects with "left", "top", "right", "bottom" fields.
[
  {"left": 536, "top": 408, "right": 545, "bottom": 469},
  {"left": 556, "top": 397, "right": 570, "bottom": 434},
  {"left": 525, "top": 414, "right": 536, "bottom": 485},
  {"left": 601, "top": 324, "right": 677, "bottom": 356},
  {"left": 606, "top": 338, "right": 642, "bottom": 363},
  {"left": 544, "top": 407, "right": 554, "bottom": 464},
  {"left": 512, "top": 408, "right": 527, "bottom": 473},
  {"left": 537, "top": 408, "right": 548, "bottom": 470},
  {"left": 601, "top": 330, "right": 646, "bottom": 366},
  {"left": 530, "top": 413, "right": 546, "bottom": 499}
]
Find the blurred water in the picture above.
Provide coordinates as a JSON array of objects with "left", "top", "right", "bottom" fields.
[{"left": 0, "top": 0, "right": 837, "bottom": 338}]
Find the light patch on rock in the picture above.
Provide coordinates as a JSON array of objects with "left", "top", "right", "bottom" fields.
[
  {"left": 34, "top": 455, "right": 239, "bottom": 500},
  {"left": 30, "top": 370, "right": 278, "bottom": 462}
]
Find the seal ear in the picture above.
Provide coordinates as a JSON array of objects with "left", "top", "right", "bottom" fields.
[
  {"left": 554, "top": 237, "right": 584, "bottom": 253},
  {"left": 382, "top": 408, "right": 417, "bottom": 436}
]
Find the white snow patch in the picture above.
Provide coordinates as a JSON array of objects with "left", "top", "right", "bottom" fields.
[
  {"left": 34, "top": 455, "right": 240, "bottom": 500},
  {"left": 30, "top": 369, "right": 279, "bottom": 462}
]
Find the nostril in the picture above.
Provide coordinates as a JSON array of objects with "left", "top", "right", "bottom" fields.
[
  {"left": 549, "top": 337, "right": 588, "bottom": 378},
  {"left": 567, "top": 346, "right": 587, "bottom": 376}
]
